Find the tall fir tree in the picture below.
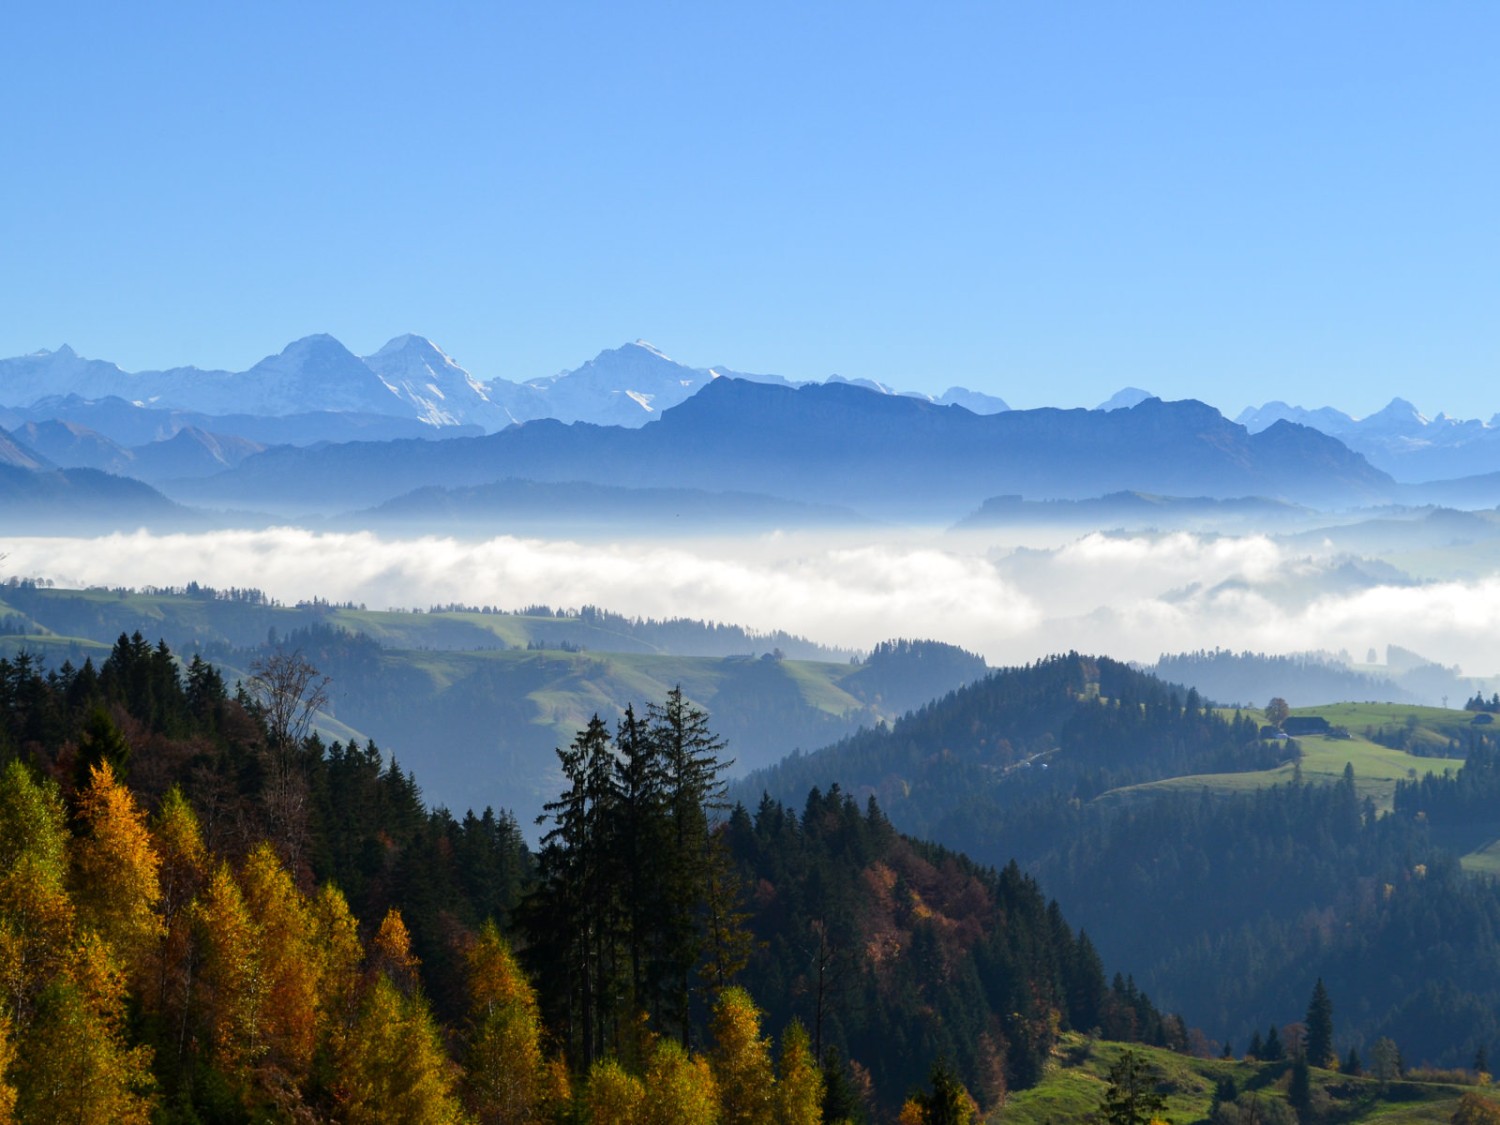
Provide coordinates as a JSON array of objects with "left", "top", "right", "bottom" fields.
[
  {"left": 529, "top": 715, "right": 625, "bottom": 1065},
  {"left": 649, "top": 687, "right": 735, "bottom": 1045},
  {"left": 1304, "top": 977, "right": 1335, "bottom": 1068}
]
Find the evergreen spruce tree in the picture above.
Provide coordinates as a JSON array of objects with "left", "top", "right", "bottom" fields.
[
  {"left": 1304, "top": 978, "right": 1334, "bottom": 1068},
  {"left": 649, "top": 686, "right": 734, "bottom": 1045},
  {"left": 1344, "top": 1046, "right": 1362, "bottom": 1077},
  {"left": 1095, "top": 1050, "right": 1166, "bottom": 1125},
  {"left": 1263, "top": 1024, "right": 1284, "bottom": 1062},
  {"left": 902, "top": 1057, "right": 975, "bottom": 1125},
  {"left": 615, "top": 704, "right": 667, "bottom": 1026},
  {"left": 527, "top": 715, "right": 625, "bottom": 1066},
  {"left": 821, "top": 1047, "right": 867, "bottom": 1125}
]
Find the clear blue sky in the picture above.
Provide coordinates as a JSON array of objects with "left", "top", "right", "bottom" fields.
[{"left": 4, "top": 2, "right": 1496, "bottom": 417}]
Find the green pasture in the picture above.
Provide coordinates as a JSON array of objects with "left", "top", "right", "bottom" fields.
[
  {"left": 1111, "top": 705, "right": 1470, "bottom": 813},
  {"left": 996, "top": 1033, "right": 1475, "bottom": 1125}
]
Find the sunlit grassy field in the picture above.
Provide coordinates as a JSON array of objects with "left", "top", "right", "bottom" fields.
[{"left": 997, "top": 1033, "right": 1476, "bottom": 1125}]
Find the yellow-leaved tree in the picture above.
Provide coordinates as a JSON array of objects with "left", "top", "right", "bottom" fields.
[
  {"left": 640, "top": 1038, "right": 718, "bottom": 1125},
  {"left": 336, "top": 908, "right": 467, "bottom": 1124},
  {"left": 193, "top": 861, "right": 265, "bottom": 1079},
  {"left": 462, "top": 920, "right": 549, "bottom": 1124},
  {"left": 145, "top": 785, "right": 210, "bottom": 1077},
  {"left": 710, "top": 986, "right": 775, "bottom": 1125},
  {"left": 1454, "top": 1091, "right": 1500, "bottom": 1125},
  {"left": 71, "top": 760, "right": 163, "bottom": 985},
  {"left": 0, "top": 762, "right": 153, "bottom": 1122},
  {"left": 776, "top": 1020, "right": 824, "bottom": 1125},
  {"left": 369, "top": 906, "right": 421, "bottom": 996},
  {"left": 0, "top": 1014, "right": 15, "bottom": 1123},
  {"left": 0, "top": 761, "right": 74, "bottom": 1028},
  {"left": 310, "top": 882, "right": 364, "bottom": 1037},
  {"left": 582, "top": 1057, "right": 644, "bottom": 1125},
  {"left": 16, "top": 948, "right": 154, "bottom": 1125},
  {"left": 239, "top": 843, "right": 322, "bottom": 1090}
]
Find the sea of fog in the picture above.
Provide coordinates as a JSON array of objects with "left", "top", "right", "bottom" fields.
[{"left": 7, "top": 527, "right": 1500, "bottom": 677}]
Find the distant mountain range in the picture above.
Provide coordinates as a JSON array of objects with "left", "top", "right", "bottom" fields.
[
  {"left": 1239, "top": 396, "right": 1500, "bottom": 482},
  {"left": 0, "top": 335, "right": 1011, "bottom": 436},
  {"left": 164, "top": 378, "right": 1394, "bottom": 518},
  {"left": 10, "top": 333, "right": 1500, "bottom": 526}
]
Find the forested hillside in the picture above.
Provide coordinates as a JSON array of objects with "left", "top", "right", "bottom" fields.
[
  {"left": 0, "top": 637, "right": 1159, "bottom": 1121},
  {"left": 739, "top": 653, "right": 1500, "bottom": 1067}
]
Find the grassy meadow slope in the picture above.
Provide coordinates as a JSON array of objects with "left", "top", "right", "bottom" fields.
[
  {"left": 1114, "top": 703, "right": 1470, "bottom": 811},
  {"left": 1002, "top": 1034, "right": 1478, "bottom": 1125}
]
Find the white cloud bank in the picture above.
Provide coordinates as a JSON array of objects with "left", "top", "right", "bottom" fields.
[{"left": 6, "top": 528, "right": 1500, "bottom": 675}]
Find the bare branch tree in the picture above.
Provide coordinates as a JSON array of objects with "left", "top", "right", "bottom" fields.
[
  {"left": 248, "top": 649, "right": 330, "bottom": 748},
  {"left": 247, "top": 649, "right": 329, "bottom": 873}
]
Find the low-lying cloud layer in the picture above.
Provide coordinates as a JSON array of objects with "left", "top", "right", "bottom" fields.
[{"left": 7, "top": 528, "right": 1500, "bottom": 676}]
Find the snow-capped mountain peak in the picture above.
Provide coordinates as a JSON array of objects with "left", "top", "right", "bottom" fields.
[
  {"left": 361, "top": 335, "right": 508, "bottom": 427},
  {"left": 631, "top": 340, "right": 672, "bottom": 361}
]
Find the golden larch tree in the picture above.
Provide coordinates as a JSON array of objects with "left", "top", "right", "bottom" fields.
[
  {"left": 462, "top": 920, "right": 549, "bottom": 1124},
  {"left": 71, "top": 760, "right": 163, "bottom": 983},
  {"left": 193, "top": 861, "right": 265, "bottom": 1078},
  {"left": 775, "top": 1021, "right": 823, "bottom": 1125},
  {"left": 239, "top": 842, "right": 322, "bottom": 1085},
  {"left": 709, "top": 986, "right": 775, "bottom": 1125},
  {"left": 336, "top": 972, "right": 467, "bottom": 1125},
  {"left": 0, "top": 761, "right": 74, "bottom": 1029},
  {"left": 641, "top": 1038, "right": 719, "bottom": 1125},
  {"left": 310, "top": 882, "right": 365, "bottom": 1036},
  {"left": 0, "top": 1014, "right": 17, "bottom": 1124},
  {"left": 14, "top": 960, "right": 154, "bottom": 1125},
  {"left": 145, "top": 785, "right": 210, "bottom": 1056},
  {"left": 370, "top": 907, "right": 421, "bottom": 996}
]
